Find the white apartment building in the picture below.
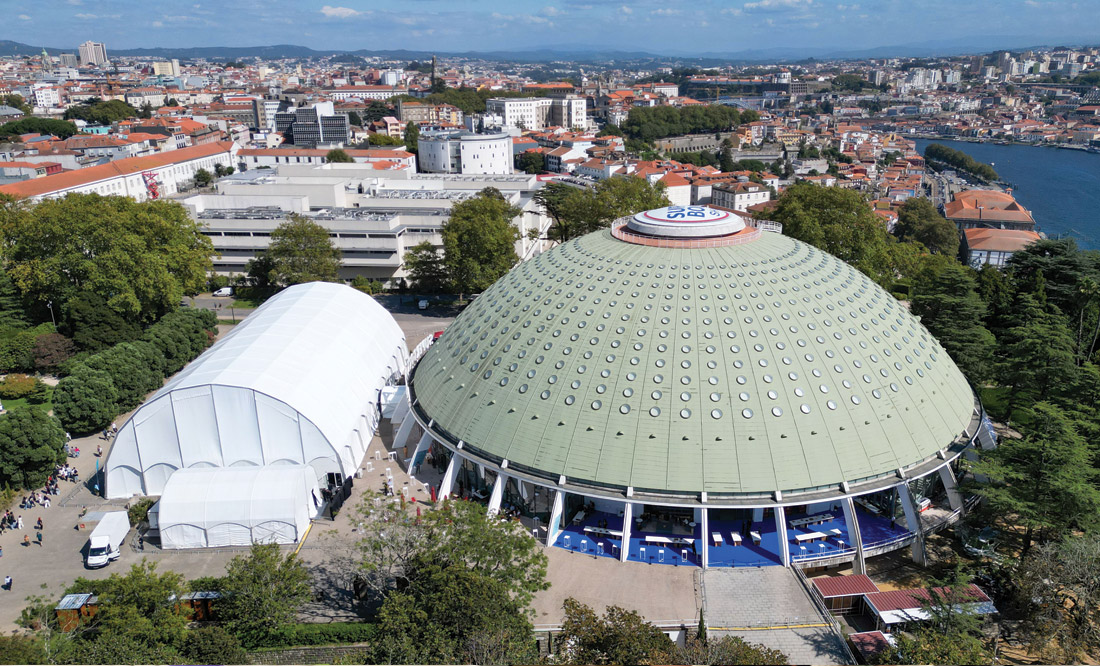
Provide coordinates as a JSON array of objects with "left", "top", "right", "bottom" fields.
[
  {"left": 485, "top": 96, "right": 591, "bottom": 131},
  {"left": 78, "top": 41, "right": 108, "bottom": 66},
  {"left": 326, "top": 85, "right": 410, "bottom": 101},
  {"left": 0, "top": 142, "right": 238, "bottom": 202},
  {"left": 238, "top": 147, "right": 416, "bottom": 170},
  {"left": 153, "top": 60, "right": 182, "bottom": 77},
  {"left": 418, "top": 132, "right": 513, "bottom": 175},
  {"left": 711, "top": 181, "right": 772, "bottom": 212}
]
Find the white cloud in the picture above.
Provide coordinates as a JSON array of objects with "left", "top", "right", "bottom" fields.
[
  {"left": 743, "top": 0, "right": 813, "bottom": 10},
  {"left": 66, "top": 0, "right": 82, "bottom": 4},
  {"left": 620, "top": 4, "right": 633, "bottom": 14},
  {"left": 652, "top": 7, "right": 680, "bottom": 15},
  {"left": 721, "top": 7, "right": 743, "bottom": 14},
  {"left": 541, "top": 5, "right": 563, "bottom": 16},
  {"left": 18, "top": 13, "right": 31, "bottom": 19},
  {"left": 1024, "top": 0, "right": 1041, "bottom": 5},
  {"left": 152, "top": 20, "right": 164, "bottom": 27},
  {"left": 75, "top": 13, "right": 97, "bottom": 19},
  {"left": 320, "top": 5, "right": 363, "bottom": 18}
]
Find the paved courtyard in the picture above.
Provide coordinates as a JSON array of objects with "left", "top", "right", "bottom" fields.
[{"left": 703, "top": 568, "right": 853, "bottom": 665}]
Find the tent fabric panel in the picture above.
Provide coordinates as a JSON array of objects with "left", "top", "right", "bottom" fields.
[
  {"left": 132, "top": 397, "right": 182, "bottom": 472},
  {"left": 252, "top": 521, "right": 297, "bottom": 544},
  {"left": 162, "top": 523, "right": 207, "bottom": 549},
  {"left": 107, "top": 465, "right": 144, "bottom": 498},
  {"left": 299, "top": 417, "right": 340, "bottom": 474},
  {"left": 255, "top": 393, "right": 304, "bottom": 464},
  {"left": 172, "top": 387, "right": 224, "bottom": 468},
  {"left": 213, "top": 386, "right": 264, "bottom": 466},
  {"left": 142, "top": 463, "right": 178, "bottom": 497},
  {"left": 205, "top": 522, "right": 253, "bottom": 548},
  {"left": 108, "top": 424, "right": 141, "bottom": 473}
]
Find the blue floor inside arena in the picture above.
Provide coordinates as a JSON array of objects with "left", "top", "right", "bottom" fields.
[{"left": 554, "top": 507, "right": 907, "bottom": 567}]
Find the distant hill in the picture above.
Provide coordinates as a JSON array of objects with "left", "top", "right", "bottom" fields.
[{"left": 0, "top": 38, "right": 1096, "bottom": 63}]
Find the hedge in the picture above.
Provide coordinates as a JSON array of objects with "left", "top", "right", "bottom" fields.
[{"left": 262, "top": 622, "right": 378, "bottom": 648}]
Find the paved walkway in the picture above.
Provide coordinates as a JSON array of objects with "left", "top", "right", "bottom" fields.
[{"left": 703, "top": 568, "right": 853, "bottom": 665}]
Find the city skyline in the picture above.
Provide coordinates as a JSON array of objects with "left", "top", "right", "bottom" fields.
[{"left": 11, "top": 0, "right": 1100, "bottom": 58}]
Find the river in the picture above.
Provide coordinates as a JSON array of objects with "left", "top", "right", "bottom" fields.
[{"left": 913, "top": 138, "right": 1100, "bottom": 249}]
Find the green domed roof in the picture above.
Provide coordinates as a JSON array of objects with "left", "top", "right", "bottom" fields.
[{"left": 410, "top": 211, "right": 975, "bottom": 501}]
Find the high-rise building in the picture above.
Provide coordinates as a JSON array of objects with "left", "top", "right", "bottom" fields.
[
  {"left": 274, "top": 101, "right": 350, "bottom": 147},
  {"left": 78, "top": 41, "right": 108, "bottom": 67},
  {"left": 59, "top": 53, "right": 78, "bottom": 68},
  {"left": 152, "top": 59, "right": 181, "bottom": 77}
]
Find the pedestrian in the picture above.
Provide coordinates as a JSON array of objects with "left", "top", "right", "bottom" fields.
[
  {"left": 15, "top": 516, "right": 22, "bottom": 530},
  {"left": 0, "top": 545, "right": 4, "bottom": 557},
  {"left": 22, "top": 535, "right": 29, "bottom": 547},
  {"left": 35, "top": 531, "right": 42, "bottom": 546},
  {"left": 96, "top": 444, "right": 102, "bottom": 457},
  {"left": 35, "top": 517, "right": 42, "bottom": 530},
  {"left": 4, "top": 575, "right": 11, "bottom": 590},
  {"left": 138, "top": 535, "right": 144, "bottom": 551},
  {"left": 65, "top": 432, "right": 71, "bottom": 441},
  {"left": 43, "top": 497, "right": 49, "bottom": 508}
]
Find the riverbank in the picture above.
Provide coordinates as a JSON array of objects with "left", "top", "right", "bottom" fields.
[{"left": 909, "top": 133, "right": 1098, "bottom": 153}]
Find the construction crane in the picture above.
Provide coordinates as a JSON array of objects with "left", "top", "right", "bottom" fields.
[{"left": 141, "top": 171, "right": 161, "bottom": 199}]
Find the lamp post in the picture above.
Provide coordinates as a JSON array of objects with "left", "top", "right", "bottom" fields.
[{"left": 46, "top": 301, "right": 56, "bottom": 327}]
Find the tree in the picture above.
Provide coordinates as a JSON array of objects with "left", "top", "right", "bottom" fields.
[
  {"left": 556, "top": 598, "right": 674, "bottom": 665},
  {"left": 896, "top": 198, "right": 959, "bottom": 257},
  {"left": 515, "top": 149, "right": 545, "bottom": 174},
  {"left": 52, "top": 365, "right": 119, "bottom": 435},
  {"left": 182, "top": 626, "right": 248, "bottom": 665},
  {"left": 651, "top": 634, "right": 788, "bottom": 665},
  {"left": 910, "top": 264, "right": 995, "bottom": 383},
  {"left": 597, "top": 123, "right": 623, "bottom": 137},
  {"left": 764, "top": 182, "right": 897, "bottom": 285},
  {"left": 369, "top": 564, "right": 536, "bottom": 665},
  {"left": 0, "top": 194, "right": 214, "bottom": 321},
  {"left": 63, "top": 99, "right": 138, "bottom": 125},
  {"left": 346, "top": 110, "right": 362, "bottom": 127},
  {"left": 0, "top": 267, "right": 28, "bottom": 329},
  {"left": 267, "top": 214, "right": 342, "bottom": 286},
  {"left": 0, "top": 407, "right": 65, "bottom": 490},
  {"left": 0, "top": 635, "right": 45, "bottom": 664},
  {"left": 967, "top": 402, "right": 1100, "bottom": 553},
  {"left": 996, "top": 292, "right": 1078, "bottom": 416},
  {"left": 63, "top": 292, "right": 143, "bottom": 351},
  {"left": 532, "top": 181, "right": 580, "bottom": 242},
  {"left": 244, "top": 252, "right": 277, "bottom": 290},
  {"left": 218, "top": 543, "right": 313, "bottom": 647},
  {"left": 194, "top": 168, "right": 213, "bottom": 187},
  {"left": 441, "top": 189, "right": 521, "bottom": 295},
  {"left": 1015, "top": 535, "right": 1100, "bottom": 663},
  {"left": 831, "top": 73, "right": 867, "bottom": 91},
  {"left": 875, "top": 568, "right": 990, "bottom": 665},
  {"left": 0, "top": 118, "right": 79, "bottom": 140},
  {"left": 364, "top": 100, "right": 390, "bottom": 123},
  {"left": 82, "top": 342, "right": 165, "bottom": 411},
  {"left": 405, "top": 121, "right": 420, "bottom": 154},
  {"left": 0, "top": 93, "right": 33, "bottom": 115},
  {"left": 325, "top": 148, "right": 354, "bottom": 163},
  {"left": 403, "top": 241, "right": 449, "bottom": 293}
]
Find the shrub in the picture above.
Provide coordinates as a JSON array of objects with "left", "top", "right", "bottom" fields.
[
  {"left": 0, "top": 324, "right": 52, "bottom": 373},
  {"left": 52, "top": 364, "right": 118, "bottom": 435},
  {"left": 32, "top": 332, "right": 76, "bottom": 373},
  {"left": 128, "top": 497, "right": 157, "bottom": 526},
  {"left": 183, "top": 626, "right": 248, "bottom": 665},
  {"left": 0, "top": 407, "right": 66, "bottom": 489},
  {"left": 264, "top": 622, "right": 377, "bottom": 648},
  {"left": 84, "top": 343, "right": 164, "bottom": 411},
  {"left": 207, "top": 274, "right": 231, "bottom": 292},
  {"left": 0, "top": 373, "right": 41, "bottom": 399}
]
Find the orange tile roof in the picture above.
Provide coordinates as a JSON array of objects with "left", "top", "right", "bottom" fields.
[
  {"left": 0, "top": 141, "right": 235, "bottom": 199},
  {"left": 945, "top": 190, "right": 1034, "bottom": 223},
  {"left": 964, "top": 228, "right": 1041, "bottom": 253}
]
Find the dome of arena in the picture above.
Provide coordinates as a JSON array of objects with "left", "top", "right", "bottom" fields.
[
  {"left": 411, "top": 206, "right": 976, "bottom": 504},
  {"left": 404, "top": 205, "right": 991, "bottom": 569}
]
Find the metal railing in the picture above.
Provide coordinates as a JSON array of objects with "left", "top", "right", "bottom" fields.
[{"left": 406, "top": 333, "right": 435, "bottom": 373}]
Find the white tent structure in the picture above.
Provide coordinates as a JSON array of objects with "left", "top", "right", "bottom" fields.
[
  {"left": 154, "top": 466, "right": 322, "bottom": 549},
  {"left": 105, "top": 282, "right": 407, "bottom": 499}
]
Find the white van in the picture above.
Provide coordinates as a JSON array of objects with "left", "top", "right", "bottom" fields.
[
  {"left": 418, "top": 299, "right": 429, "bottom": 310},
  {"left": 86, "top": 511, "right": 131, "bottom": 568},
  {"left": 213, "top": 287, "right": 233, "bottom": 297}
]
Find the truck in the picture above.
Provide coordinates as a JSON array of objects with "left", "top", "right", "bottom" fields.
[{"left": 86, "top": 511, "right": 131, "bottom": 568}]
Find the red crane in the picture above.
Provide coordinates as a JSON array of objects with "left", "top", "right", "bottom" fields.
[{"left": 141, "top": 171, "right": 160, "bottom": 199}]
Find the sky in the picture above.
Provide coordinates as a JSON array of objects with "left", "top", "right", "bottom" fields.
[{"left": 9, "top": 0, "right": 1100, "bottom": 56}]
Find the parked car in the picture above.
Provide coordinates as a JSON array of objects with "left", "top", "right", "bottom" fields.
[
  {"left": 418, "top": 299, "right": 429, "bottom": 310},
  {"left": 213, "top": 287, "right": 233, "bottom": 297}
]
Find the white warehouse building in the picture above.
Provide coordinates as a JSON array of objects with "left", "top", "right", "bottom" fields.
[
  {"left": 418, "top": 131, "right": 514, "bottom": 175},
  {"left": 104, "top": 282, "right": 407, "bottom": 499}
]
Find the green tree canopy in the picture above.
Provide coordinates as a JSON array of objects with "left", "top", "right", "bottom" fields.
[
  {"left": 995, "top": 292, "right": 1078, "bottom": 416},
  {"left": 515, "top": 149, "right": 545, "bottom": 174},
  {"left": 651, "top": 633, "right": 789, "bottom": 665},
  {"left": 967, "top": 402, "right": 1100, "bottom": 552},
  {"left": 441, "top": 188, "right": 521, "bottom": 295},
  {"left": 1015, "top": 535, "right": 1100, "bottom": 663},
  {"left": 218, "top": 542, "right": 313, "bottom": 647},
  {"left": 404, "top": 121, "right": 420, "bottom": 154},
  {"left": 910, "top": 263, "right": 995, "bottom": 383},
  {"left": 0, "top": 194, "right": 213, "bottom": 321},
  {"left": 266, "top": 214, "right": 342, "bottom": 286},
  {"left": 62, "top": 99, "right": 138, "bottom": 125},
  {"left": 63, "top": 292, "right": 143, "bottom": 351},
  {"left": 895, "top": 197, "right": 960, "bottom": 257},
  {"left": 0, "top": 407, "right": 65, "bottom": 490},
  {"left": 324, "top": 148, "right": 354, "bottom": 163},
  {"left": 764, "top": 182, "right": 897, "bottom": 285},
  {"left": 402, "top": 241, "right": 448, "bottom": 293},
  {"left": 556, "top": 598, "right": 675, "bottom": 665},
  {"left": 52, "top": 364, "right": 119, "bottom": 435},
  {"left": 0, "top": 117, "right": 78, "bottom": 140},
  {"left": 193, "top": 168, "right": 213, "bottom": 187}
]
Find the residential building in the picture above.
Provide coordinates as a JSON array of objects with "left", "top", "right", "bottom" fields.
[
  {"left": 712, "top": 181, "right": 772, "bottom": 212},
  {"left": 962, "top": 228, "right": 1042, "bottom": 267},
  {"left": 419, "top": 132, "right": 513, "bottom": 175},
  {"left": 275, "top": 102, "right": 350, "bottom": 148},
  {"left": 944, "top": 189, "right": 1036, "bottom": 231},
  {"left": 152, "top": 60, "right": 182, "bottom": 77},
  {"left": 238, "top": 147, "right": 416, "bottom": 170},
  {"left": 0, "top": 141, "right": 238, "bottom": 202},
  {"left": 485, "top": 96, "right": 590, "bottom": 131}
]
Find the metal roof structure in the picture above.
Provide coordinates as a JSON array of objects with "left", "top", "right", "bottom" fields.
[{"left": 411, "top": 206, "right": 976, "bottom": 504}]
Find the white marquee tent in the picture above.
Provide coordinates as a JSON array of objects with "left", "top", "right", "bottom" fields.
[
  {"left": 105, "top": 282, "right": 407, "bottom": 499},
  {"left": 153, "top": 465, "right": 322, "bottom": 549}
]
